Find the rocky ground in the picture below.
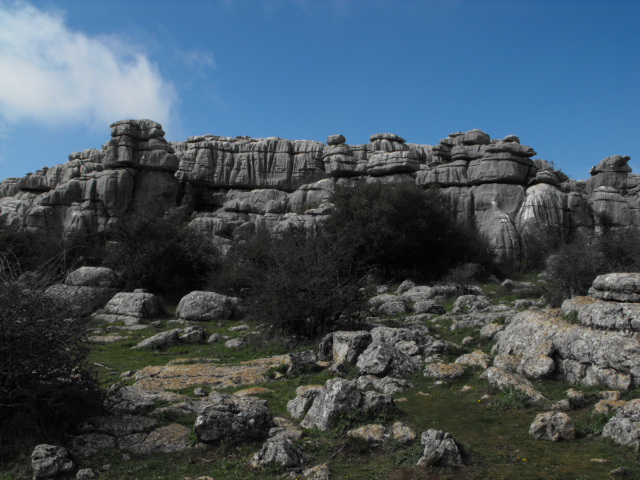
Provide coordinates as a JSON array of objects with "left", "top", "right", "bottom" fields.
[{"left": 10, "top": 269, "right": 640, "bottom": 479}]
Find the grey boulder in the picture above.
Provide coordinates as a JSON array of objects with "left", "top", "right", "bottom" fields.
[
  {"left": 177, "top": 291, "right": 245, "bottom": 321},
  {"left": 64, "top": 266, "right": 118, "bottom": 288},
  {"left": 416, "top": 429, "right": 464, "bottom": 467},
  {"left": 31, "top": 444, "right": 75, "bottom": 480},
  {"left": 195, "top": 392, "right": 273, "bottom": 443},
  {"left": 529, "top": 411, "right": 575, "bottom": 441}
]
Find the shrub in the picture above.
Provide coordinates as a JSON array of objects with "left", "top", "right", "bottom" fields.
[
  {"left": 544, "top": 229, "right": 640, "bottom": 306},
  {"left": 103, "top": 209, "right": 219, "bottom": 301},
  {"left": 0, "top": 266, "right": 101, "bottom": 459},
  {"left": 216, "top": 228, "right": 367, "bottom": 339},
  {"left": 323, "top": 183, "right": 493, "bottom": 280}
]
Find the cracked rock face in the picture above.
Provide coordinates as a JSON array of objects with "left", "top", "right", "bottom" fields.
[
  {"left": 1, "top": 120, "right": 638, "bottom": 262},
  {"left": 492, "top": 310, "right": 640, "bottom": 390}
]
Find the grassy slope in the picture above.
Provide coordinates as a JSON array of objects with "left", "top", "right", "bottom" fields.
[{"left": 3, "top": 278, "right": 640, "bottom": 479}]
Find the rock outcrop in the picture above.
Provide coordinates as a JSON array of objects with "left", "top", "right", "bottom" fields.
[{"left": 1, "top": 120, "right": 637, "bottom": 261}]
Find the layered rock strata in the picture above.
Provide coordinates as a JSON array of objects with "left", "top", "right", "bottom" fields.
[{"left": 1, "top": 120, "right": 638, "bottom": 261}]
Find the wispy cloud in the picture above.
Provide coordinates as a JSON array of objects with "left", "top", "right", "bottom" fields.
[{"left": 0, "top": 1, "right": 177, "bottom": 128}]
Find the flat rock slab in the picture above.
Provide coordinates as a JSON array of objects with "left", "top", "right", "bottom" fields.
[{"left": 134, "top": 355, "right": 290, "bottom": 391}]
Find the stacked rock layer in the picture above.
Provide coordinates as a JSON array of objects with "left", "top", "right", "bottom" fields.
[{"left": 1, "top": 120, "right": 638, "bottom": 261}]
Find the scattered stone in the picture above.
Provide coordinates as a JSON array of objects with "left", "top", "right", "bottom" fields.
[
  {"left": 391, "top": 422, "right": 416, "bottom": 442},
  {"left": 234, "top": 387, "right": 274, "bottom": 397},
  {"left": 461, "top": 336, "right": 474, "bottom": 346},
  {"left": 455, "top": 350, "right": 491, "bottom": 369},
  {"left": 65, "top": 266, "right": 118, "bottom": 288},
  {"left": 519, "top": 354, "right": 555, "bottom": 379},
  {"left": 229, "top": 324, "right": 250, "bottom": 332},
  {"left": 602, "top": 398, "right": 640, "bottom": 449},
  {"left": 493, "top": 354, "right": 521, "bottom": 372},
  {"left": 300, "top": 463, "right": 332, "bottom": 480},
  {"left": 31, "top": 444, "right": 75, "bottom": 480},
  {"left": 566, "top": 388, "right": 589, "bottom": 407},
  {"left": 416, "top": 430, "right": 464, "bottom": 467},
  {"left": 529, "top": 411, "right": 575, "bottom": 441},
  {"left": 347, "top": 424, "right": 387, "bottom": 443},
  {"left": 194, "top": 387, "right": 206, "bottom": 397},
  {"left": 397, "top": 279, "right": 417, "bottom": 294},
  {"left": 195, "top": 392, "right": 273, "bottom": 443},
  {"left": 480, "top": 323, "right": 505, "bottom": 339},
  {"left": 550, "top": 399, "right": 571, "bottom": 411},
  {"left": 207, "top": 333, "right": 229, "bottom": 344},
  {"left": 176, "top": 291, "right": 245, "bottom": 321},
  {"left": 594, "top": 399, "right": 627, "bottom": 416},
  {"left": 249, "top": 437, "right": 305, "bottom": 468},
  {"left": 480, "top": 367, "right": 546, "bottom": 403},
  {"left": 318, "top": 330, "right": 372, "bottom": 364},
  {"left": 225, "top": 338, "right": 246, "bottom": 348},
  {"left": 102, "top": 292, "right": 162, "bottom": 319},
  {"left": 356, "top": 375, "right": 414, "bottom": 394},
  {"left": 76, "top": 468, "right": 100, "bottom": 480},
  {"left": 424, "top": 363, "right": 466, "bottom": 380},
  {"left": 413, "top": 301, "right": 446, "bottom": 315},
  {"left": 133, "top": 329, "right": 181, "bottom": 350}
]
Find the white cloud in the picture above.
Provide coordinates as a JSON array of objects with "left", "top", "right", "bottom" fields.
[{"left": 0, "top": 1, "right": 176, "bottom": 128}]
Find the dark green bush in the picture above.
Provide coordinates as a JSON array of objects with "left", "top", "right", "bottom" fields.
[
  {"left": 103, "top": 210, "right": 219, "bottom": 301},
  {"left": 323, "top": 183, "right": 493, "bottom": 280},
  {"left": 0, "top": 268, "right": 101, "bottom": 459},
  {"left": 544, "top": 229, "right": 640, "bottom": 306}
]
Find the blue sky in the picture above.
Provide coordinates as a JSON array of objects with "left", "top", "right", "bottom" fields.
[{"left": 0, "top": 0, "right": 638, "bottom": 181}]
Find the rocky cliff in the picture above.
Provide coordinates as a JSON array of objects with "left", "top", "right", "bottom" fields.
[{"left": 1, "top": 119, "right": 638, "bottom": 260}]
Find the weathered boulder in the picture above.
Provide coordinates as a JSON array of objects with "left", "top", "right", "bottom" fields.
[
  {"left": 287, "top": 385, "right": 323, "bottom": 419},
  {"left": 493, "top": 311, "right": 640, "bottom": 389},
  {"left": 45, "top": 284, "right": 117, "bottom": 313},
  {"left": 64, "top": 266, "right": 118, "bottom": 288},
  {"left": 195, "top": 392, "right": 273, "bottom": 443},
  {"left": 602, "top": 398, "right": 640, "bottom": 449},
  {"left": 298, "top": 378, "right": 395, "bottom": 431},
  {"left": 176, "top": 291, "right": 245, "bottom": 321},
  {"left": 317, "top": 330, "right": 372, "bottom": 364},
  {"left": 416, "top": 429, "right": 464, "bottom": 467},
  {"left": 562, "top": 296, "right": 640, "bottom": 332},
  {"left": 102, "top": 292, "right": 162, "bottom": 319},
  {"left": 249, "top": 437, "right": 305, "bottom": 468},
  {"left": 589, "top": 273, "right": 640, "bottom": 303},
  {"left": 356, "top": 375, "right": 414, "bottom": 395},
  {"left": 455, "top": 350, "right": 492, "bottom": 370},
  {"left": 480, "top": 367, "right": 546, "bottom": 403},
  {"left": 31, "top": 444, "right": 75, "bottom": 480},
  {"left": 299, "top": 379, "right": 362, "bottom": 431},
  {"left": 529, "top": 411, "right": 575, "bottom": 441},
  {"left": 424, "top": 363, "right": 466, "bottom": 380}
]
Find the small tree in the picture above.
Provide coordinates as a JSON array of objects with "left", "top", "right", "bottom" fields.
[
  {"left": 217, "top": 228, "right": 367, "bottom": 339},
  {"left": 104, "top": 209, "right": 219, "bottom": 301}
]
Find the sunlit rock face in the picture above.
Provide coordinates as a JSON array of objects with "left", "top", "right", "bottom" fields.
[{"left": 0, "top": 120, "right": 637, "bottom": 261}]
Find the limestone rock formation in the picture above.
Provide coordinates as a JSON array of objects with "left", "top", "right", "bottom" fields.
[{"left": 1, "top": 120, "right": 637, "bottom": 262}]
